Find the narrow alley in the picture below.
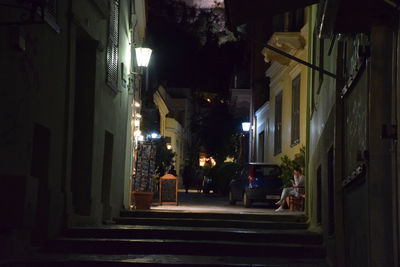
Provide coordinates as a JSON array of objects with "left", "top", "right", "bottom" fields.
[{"left": 1, "top": 0, "right": 400, "bottom": 266}]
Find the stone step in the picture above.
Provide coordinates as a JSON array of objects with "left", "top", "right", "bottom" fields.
[
  {"left": 114, "top": 216, "right": 308, "bottom": 230},
  {"left": 120, "top": 210, "right": 307, "bottom": 223},
  {"left": 65, "top": 225, "right": 322, "bottom": 245},
  {"left": 44, "top": 238, "right": 325, "bottom": 258},
  {"left": 1, "top": 254, "right": 329, "bottom": 267}
]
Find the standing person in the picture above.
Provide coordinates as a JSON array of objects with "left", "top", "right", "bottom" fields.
[
  {"left": 275, "top": 167, "right": 305, "bottom": 212},
  {"left": 196, "top": 168, "right": 204, "bottom": 193}
]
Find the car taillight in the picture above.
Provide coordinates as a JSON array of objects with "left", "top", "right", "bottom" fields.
[{"left": 248, "top": 167, "right": 254, "bottom": 185}]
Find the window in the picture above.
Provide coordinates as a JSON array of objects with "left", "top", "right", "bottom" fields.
[
  {"left": 254, "top": 165, "right": 281, "bottom": 177},
  {"left": 106, "top": 0, "right": 120, "bottom": 92},
  {"left": 258, "top": 131, "right": 265, "bottom": 162},
  {"left": 291, "top": 75, "right": 301, "bottom": 146},
  {"left": 274, "top": 92, "right": 282, "bottom": 155}
]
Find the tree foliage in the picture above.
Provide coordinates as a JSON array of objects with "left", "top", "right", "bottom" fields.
[
  {"left": 147, "top": 0, "right": 239, "bottom": 89},
  {"left": 154, "top": 137, "right": 176, "bottom": 178},
  {"left": 191, "top": 99, "right": 237, "bottom": 164}
]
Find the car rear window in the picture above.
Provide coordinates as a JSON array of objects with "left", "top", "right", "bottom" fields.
[{"left": 253, "top": 165, "right": 280, "bottom": 177}]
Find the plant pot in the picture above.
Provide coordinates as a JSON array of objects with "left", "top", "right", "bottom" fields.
[{"left": 133, "top": 191, "right": 154, "bottom": 210}]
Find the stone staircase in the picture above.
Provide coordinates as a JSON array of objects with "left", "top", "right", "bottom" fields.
[{"left": 2, "top": 210, "right": 327, "bottom": 266}]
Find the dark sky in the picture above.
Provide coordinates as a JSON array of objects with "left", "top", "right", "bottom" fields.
[{"left": 147, "top": 0, "right": 247, "bottom": 94}]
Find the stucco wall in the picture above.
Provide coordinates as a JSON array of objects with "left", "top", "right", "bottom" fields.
[
  {"left": 0, "top": 1, "right": 71, "bottom": 252},
  {"left": 0, "top": 2, "right": 145, "bottom": 255},
  {"left": 306, "top": 3, "right": 339, "bottom": 227},
  {"left": 66, "top": 0, "right": 135, "bottom": 225},
  {"left": 165, "top": 117, "right": 184, "bottom": 176},
  {"left": 255, "top": 22, "right": 309, "bottom": 165}
]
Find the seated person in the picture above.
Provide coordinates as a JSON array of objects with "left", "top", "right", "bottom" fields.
[{"left": 275, "top": 167, "right": 305, "bottom": 212}]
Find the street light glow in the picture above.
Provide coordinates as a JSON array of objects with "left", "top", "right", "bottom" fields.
[
  {"left": 135, "top": 47, "right": 152, "bottom": 67},
  {"left": 242, "top": 122, "right": 250, "bottom": 132},
  {"left": 150, "top": 132, "right": 160, "bottom": 139}
]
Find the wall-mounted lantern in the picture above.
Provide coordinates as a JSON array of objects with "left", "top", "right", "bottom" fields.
[
  {"left": 135, "top": 47, "right": 152, "bottom": 67},
  {"left": 242, "top": 122, "right": 251, "bottom": 132}
]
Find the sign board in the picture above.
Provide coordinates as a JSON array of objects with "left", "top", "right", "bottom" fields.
[
  {"left": 133, "top": 141, "right": 156, "bottom": 192},
  {"left": 159, "top": 174, "right": 178, "bottom": 205}
]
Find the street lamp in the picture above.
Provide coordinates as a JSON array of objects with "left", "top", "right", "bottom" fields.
[
  {"left": 242, "top": 122, "right": 250, "bottom": 132},
  {"left": 135, "top": 47, "right": 152, "bottom": 67},
  {"left": 239, "top": 122, "right": 251, "bottom": 164},
  {"left": 148, "top": 132, "right": 160, "bottom": 139}
]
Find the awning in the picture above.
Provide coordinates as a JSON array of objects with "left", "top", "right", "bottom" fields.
[{"left": 225, "top": 0, "right": 319, "bottom": 28}]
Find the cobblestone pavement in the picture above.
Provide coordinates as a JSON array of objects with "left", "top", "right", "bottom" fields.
[{"left": 151, "top": 191, "right": 303, "bottom": 215}]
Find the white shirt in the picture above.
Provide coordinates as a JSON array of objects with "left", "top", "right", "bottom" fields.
[{"left": 293, "top": 175, "right": 305, "bottom": 195}]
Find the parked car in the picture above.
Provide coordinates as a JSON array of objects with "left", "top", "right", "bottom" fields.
[{"left": 228, "top": 163, "right": 282, "bottom": 207}]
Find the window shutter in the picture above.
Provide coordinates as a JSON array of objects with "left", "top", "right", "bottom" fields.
[
  {"left": 291, "top": 75, "right": 301, "bottom": 145},
  {"left": 46, "top": 0, "right": 57, "bottom": 18},
  {"left": 106, "top": 0, "right": 120, "bottom": 92},
  {"left": 36, "top": 0, "right": 60, "bottom": 32}
]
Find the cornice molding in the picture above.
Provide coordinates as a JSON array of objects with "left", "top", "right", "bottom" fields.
[
  {"left": 262, "top": 32, "right": 306, "bottom": 66},
  {"left": 255, "top": 101, "right": 270, "bottom": 118},
  {"left": 153, "top": 91, "right": 169, "bottom": 116}
]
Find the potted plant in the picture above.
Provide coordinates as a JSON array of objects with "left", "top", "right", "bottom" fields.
[{"left": 279, "top": 146, "right": 305, "bottom": 187}]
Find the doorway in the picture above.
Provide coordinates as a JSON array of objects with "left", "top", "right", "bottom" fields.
[
  {"left": 71, "top": 28, "right": 96, "bottom": 216},
  {"left": 31, "top": 123, "right": 51, "bottom": 243},
  {"left": 102, "top": 131, "right": 114, "bottom": 221}
]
